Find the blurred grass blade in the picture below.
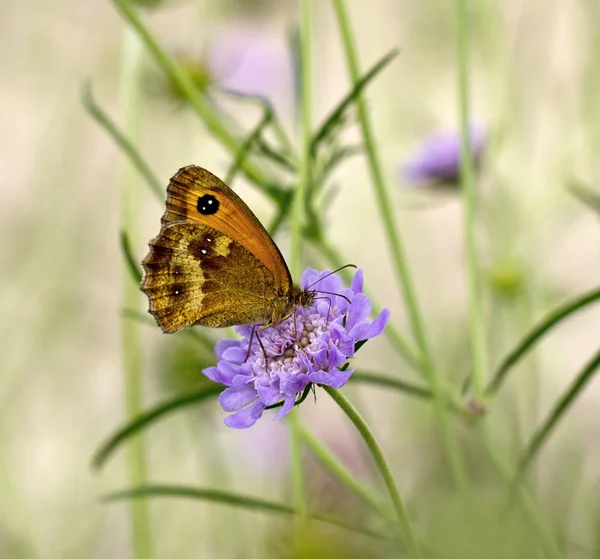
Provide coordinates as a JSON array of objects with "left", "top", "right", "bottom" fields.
[
  {"left": 104, "top": 485, "right": 384, "bottom": 538},
  {"left": 121, "top": 308, "right": 215, "bottom": 351},
  {"left": 219, "top": 88, "right": 295, "bottom": 156},
  {"left": 351, "top": 371, "right": 431, "bottom": 399},
  {"left": 311, "top": 49, "right": 398, "bottom": 152},
  {"left": 120, "top": 230, "right": 142, "bottom": 284},
  {"left": 110, "top": 0, "right": 278, "bottom": 197},
  {"left": 351, "top": 371, "right": 462, "bottom": 413},
  {"left": 122, "top": 308, "right": 155, "bottom": 327},
  {"left": 225, "top": 110, "right": 272, "bottom": 185},
  {"left": 297, "top": 424, "right": 390, "bottom": 518},
  {"left": 569, "top": 179, "right": 600, "bottom": 214},
  {"left": 93, "top": 385, "right": 222, "bottom": 469},
  {"left": 321, "top": 144, "right": 363, "bottom": 177},
  {"left": 82, "top": 82, "right": 163, "bottom": 201},
  {"left": 516, "top": 346, "right": 600, "bottom": 478},
  {"left": 487, "top": 286, "right": 600, "bottom": 394}
]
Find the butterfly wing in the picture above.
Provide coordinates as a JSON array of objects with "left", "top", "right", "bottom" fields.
[
  {"left": 161, "top": 165, "right": 293, "bottom": 295},
  {"left": 141, "top": 222, "right": 279, "bottom": 332}
]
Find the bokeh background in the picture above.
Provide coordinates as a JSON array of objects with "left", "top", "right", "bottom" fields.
[{"left": 2, "top": 0, "right": 600, "bottom": 557}]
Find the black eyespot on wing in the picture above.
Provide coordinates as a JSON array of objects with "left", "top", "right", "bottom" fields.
[
  {"left": 171, "top": 283, "right": 185, "bottom": 297},
  {"left": 197, "top": 194, "right": 219, "bottom": 215}
]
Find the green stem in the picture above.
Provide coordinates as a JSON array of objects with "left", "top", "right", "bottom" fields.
[
  {"left": 324, "top": 387, "right": 422, "bottom": 558},
  {"left": 297, "top": 423, "right": 391, "bottom": 519},
  {"left": 285, "top": 0, "right": 314, "bottom": 534},
  {"left": 111, "top": 0, "right": 273, "bottom": 191},
  {"left": 331, "top": 0, "right": 466, "bottom": 487},
  {"left": 487, "top": 286, "right": 600, "bottom": 394},
  {"left": 516, "top": 346, "right": 600, "bottom": 479},
  {"left": 455, "top": 0, "right": 488, "bottom": 400},
  {"left": 120, "top": 28, "right": 152, "bottom": 559},
  {"left": 478, "top": 426, "right": 562, "bottom": 558},
  {"left": 288, "top": 410, "right": 309, "bottom": 530}
]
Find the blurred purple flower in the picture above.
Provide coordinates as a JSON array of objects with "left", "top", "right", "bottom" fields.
[
  {"left": 206, "top": 23, "right": 293, "bottom": 107},
  {"left": 203, "top": 268, "right": 390, "bottom": 429},
  {"left": 402, "top": 125, "right": 486, "bottom": 185}
]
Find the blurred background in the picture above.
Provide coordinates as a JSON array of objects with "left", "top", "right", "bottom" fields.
[{"left": 1, "top": 0, "right": 600, "bottom": 557}]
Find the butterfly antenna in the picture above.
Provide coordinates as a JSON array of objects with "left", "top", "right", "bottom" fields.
[
  {"left": 313, "top": 289, "right": 352, "bottom": 305},
  {"left": 306, "top": 264, "right": 357, "bottom": 291}
]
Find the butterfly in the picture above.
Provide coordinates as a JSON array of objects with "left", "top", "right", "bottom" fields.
[{"left": 140, "top": 165, "right": 317, "bottom": 334}]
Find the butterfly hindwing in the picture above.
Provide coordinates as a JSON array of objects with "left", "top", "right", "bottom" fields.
[{"left": 141, "top": 222, "right": 278, "bottom": 332}]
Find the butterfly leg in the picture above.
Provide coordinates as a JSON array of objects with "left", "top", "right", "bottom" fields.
[
  {"left": 243, "top": 325, "right": 258, "bottom": 363},
  {"left": 255, "top": 330, "right": 269, "bottom": 369}
]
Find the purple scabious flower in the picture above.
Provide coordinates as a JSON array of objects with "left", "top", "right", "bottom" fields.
[
  {"left": 402, "top": 125, "right": 486, "bottom": 185},
  {"left": 206, "top": 23, "right": 293, "bottom": 108},
  {"left": 203, "top": 268, "right": 390, "bottom": 429}
]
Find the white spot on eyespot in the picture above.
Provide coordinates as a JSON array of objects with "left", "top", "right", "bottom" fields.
[
  {"left": 206, "top": 237, "right": 212, "bottom": 242},
  {"left": 201, "top": 249, "right": 207, "bottom": 254},
  {"left": 174, "top": 290, "right": 180, "bottom": 295}
]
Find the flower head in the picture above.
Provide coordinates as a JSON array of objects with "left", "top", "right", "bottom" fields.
[
  {"left": 203, "top": 268, "right": 390, "bottom": 429},
  {"left": 401, "top": 125, "right": 486, "bottom": 186},
  {"left": 206, "top": 23, "right": 293, "bottom": 107}
]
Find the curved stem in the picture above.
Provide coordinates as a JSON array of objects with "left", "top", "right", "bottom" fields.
[
  {"left": 297, "top": 424, "right": 391, "bottom": 520},
  {"left": 331, "top": 0, "right": 466, "bottom": 487},
  {"left": 324, "top": 386, "right": 422, "bottom": 558},
  {"left": 455, "top": 0, "right": 488, "bottom": 399},
  {"left": 487, "top": 286, "right": 600, "bottom": 395},
  {"left": 516, "top": 346, "right": 600, "bottom": 479},
  {"left": 286, "top": 0, "right": 314, "bottom": 534}
]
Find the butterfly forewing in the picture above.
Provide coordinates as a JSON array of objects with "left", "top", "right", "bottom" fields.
[
  {"left": 141, "top": 222, "right": 281, "bottom": 332},
  {"left": 162, "top": 166, "right": 293, "bottom": 295}
]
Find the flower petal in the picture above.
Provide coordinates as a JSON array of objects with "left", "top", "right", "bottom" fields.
[
  {"left": 215, "top": 338, "right": 241, "bottom": 360},
  {"left": 274, "top": 395, "right": 296, "bottom": 420},
  {"left": 202, "top": 360, "right": 241, "bottom": 386},
  {"left": 346, "top": 293, "right": 371, "bottom": 331},
  {"left": 350, "top": 268, "right": 364, "bottom": 294},
  {"left": 219, "top": 386, "right": 257, "bottom": 412},
  {"left": 349, "top": 308, "right": 390, "bottom": 340},
  {"left": 225, "top": 401, "right": 266, "bottom": 429},
  {"left": 329, "top": 367, "right": 353, "bottom": 389},
  {"left": 256, "top": 382, "right": 283, "bottom": 405},
  {"left": 280, "top": 373, "right": 310, "bottom": 396}
]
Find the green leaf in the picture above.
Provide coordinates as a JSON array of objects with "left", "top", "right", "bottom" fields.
[
  {"left": 92, "top": 384, "right": 222, "bottom": 469},
  {"left": 516, "top": 347, "right": 600, "bottom": 479},
  {"left": 120, "top": 230, "right": 142, "bottom": 284},
  {"left": 487, "top": 286, "right": 600, "bottom": 394},
  {"left": 103, "top": 484, "right": 384, "bottom": 538},
  {"left": 311, "top": 49, "right": 398, "bottom": 153},
  {"left": 82, "top": 82, "right": 164, "bottom": 201}
]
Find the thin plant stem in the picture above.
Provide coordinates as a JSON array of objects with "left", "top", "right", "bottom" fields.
[
  {"left": 455, "top": 0, "right": 488, "bottom": 400},
  {"left": 324, "top": 387, "right": 422, "bottom": 558},
  {"left": 297, "top": 423, "right": 391, "bottom": 520},
  {"left": 487, "top": 286, "right": 600, "bottom": 395},
  {"left": 111, "top": 0, "right": 273, "bottom": 191},
  {"left": 515, "top": 346, "right": 600, "bottom": 479},
  {"left": 288, "top": 410, "right": 309, "bottom": 530},
  {"left": 120, "top": 28, "right": 152, "bottom": 559},
  {"left": 330, "top": 0, "right": 466, "bottom": 487},
  {"left": 285, "top": 0, "right": 314, "bottom": 533},
  {"left": 478, "top": 425, "right": 562, "bottom": 559}
]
